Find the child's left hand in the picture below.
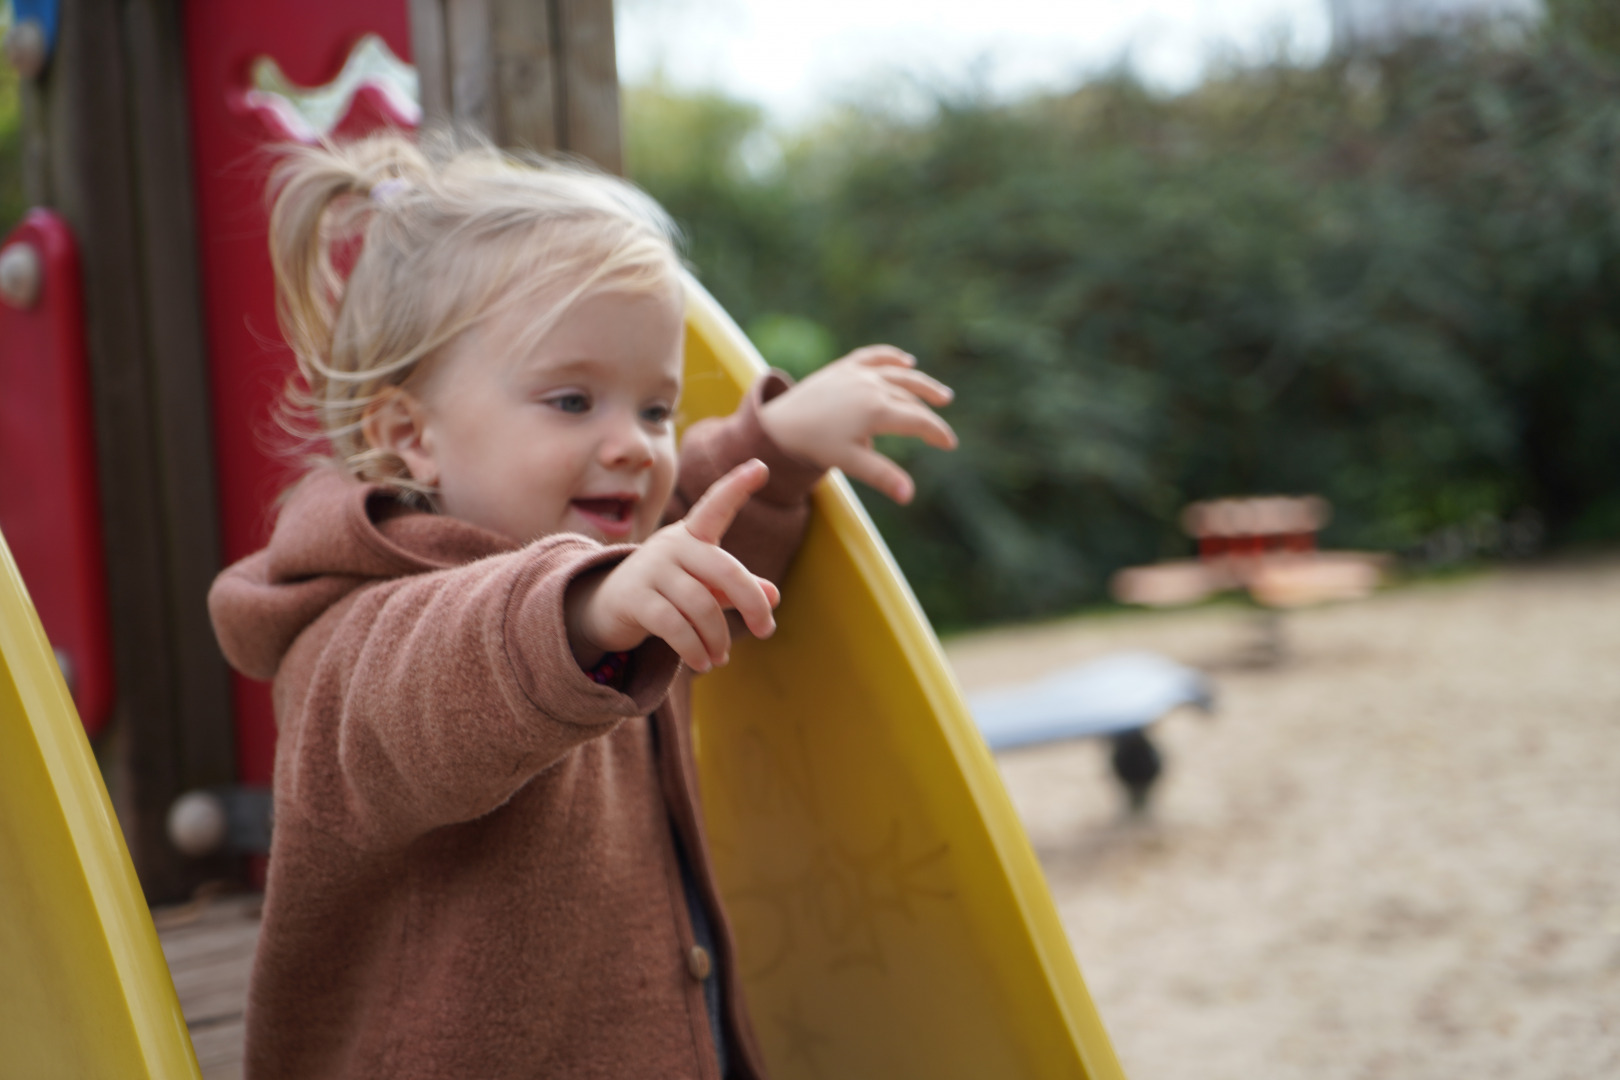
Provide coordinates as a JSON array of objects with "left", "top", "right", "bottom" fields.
[{"left": 759, "top": 346, "right": 957, "bottom": 504}]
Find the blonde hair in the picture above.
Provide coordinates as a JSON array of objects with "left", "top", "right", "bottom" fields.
[{"left": 268, "top": 128, "right": 683, "bottom": 500}]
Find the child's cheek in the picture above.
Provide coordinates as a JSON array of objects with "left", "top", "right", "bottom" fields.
[
  {"left": 635, "top": 497, "right": 668, "bottom": 543},
  {"left": 641, "top": 443, "right": 678, "bottom": 540}
]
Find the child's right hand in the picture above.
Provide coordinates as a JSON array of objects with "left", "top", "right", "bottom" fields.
[{"left": 565, "top": 460, "right": 781, "bottom": 673}]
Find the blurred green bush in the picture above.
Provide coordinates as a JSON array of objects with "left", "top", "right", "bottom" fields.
[{"left": 629, "top": 20, "right": 1620, "bottom": 628}]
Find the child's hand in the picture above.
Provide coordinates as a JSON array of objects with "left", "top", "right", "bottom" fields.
[
  {"left": 759, "top": 345, "right": 957, "bottom": 504},
  {"left": 566, "top": 460, "right": 781, "bottom": 673}
]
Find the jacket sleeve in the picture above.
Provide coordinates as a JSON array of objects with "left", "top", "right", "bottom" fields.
[
  {"left": 275, "top": 534, "right": 680, "bottom": 851},
  {"left": 666, "top": 370, "right": 825, "bottom": 586}
]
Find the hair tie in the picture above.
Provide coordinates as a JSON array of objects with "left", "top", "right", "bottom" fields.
[{"left": 371, "top": 177, "right": 411, "bottom": 205}]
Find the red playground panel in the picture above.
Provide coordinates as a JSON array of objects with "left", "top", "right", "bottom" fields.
[
  {"left": 0, "top": 210, "right": 115, "bottom": 735},
  {"left": 184, "top": 1, "right": 417, "bottom": 788}
]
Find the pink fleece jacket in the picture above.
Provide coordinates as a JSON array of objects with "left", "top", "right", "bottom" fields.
[{"left": 209, "top": 375, "right": 821, "bottom": 1080}]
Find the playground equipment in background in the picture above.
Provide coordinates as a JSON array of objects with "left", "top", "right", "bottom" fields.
[
  {"left": 0, "top": 528, "right": 201, "bottom": 1078},
  {"left": 0, "top": 211, "right": 114, "bottom": 736},
  {"left": 969, "top": 652, "right": 1214, "bottom": 812},
  {"left": 1111, "top": 495, "right": 1387, "bottom": 611}
]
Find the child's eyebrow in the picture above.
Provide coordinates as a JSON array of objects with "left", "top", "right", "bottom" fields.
[
  {"left": 511, "top": 355, "right": 610, "bottom": 383},
  {"left": 515, "top": 355, "right": 681, "bottom": 396}
]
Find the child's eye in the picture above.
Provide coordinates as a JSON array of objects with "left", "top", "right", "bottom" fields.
[
  {"left": 546, "top": 392, "right": 591, "bottom": 415},
  {"left": 641, "top": 403, "right": 673, "bottom": 425}
]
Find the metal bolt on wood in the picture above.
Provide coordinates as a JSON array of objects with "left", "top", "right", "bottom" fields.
[{"left": 0, "top": 243, "right": 43, "bottom": 310}]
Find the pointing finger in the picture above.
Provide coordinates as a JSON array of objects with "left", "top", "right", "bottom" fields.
[{"left": 683, "top": 459, "right": 769, "bottom": 546}]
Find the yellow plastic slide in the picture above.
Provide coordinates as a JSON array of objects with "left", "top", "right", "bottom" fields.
[
  {"left": 683, "top": 279, "right": 1126, "bottom": 1079},
  {"left": 0, "top": 530, "right": 200, "bottom": 1076}
]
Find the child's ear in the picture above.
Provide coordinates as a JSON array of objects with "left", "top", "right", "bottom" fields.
[{"left": 361, "top": 387, "right": 439, "bottom": 487}]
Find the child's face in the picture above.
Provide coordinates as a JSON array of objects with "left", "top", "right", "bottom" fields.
[{"left": 400, "top": 282, "right": 684, "bottom": 546}]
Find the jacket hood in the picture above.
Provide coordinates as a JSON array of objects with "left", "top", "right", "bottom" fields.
[{"left": 208, "top": 468, "right": 519, "bottom": 680}]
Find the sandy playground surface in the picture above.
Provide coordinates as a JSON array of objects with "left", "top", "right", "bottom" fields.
[{"left": 943, "top": 557, "right": 1620, "bottom": 1080}]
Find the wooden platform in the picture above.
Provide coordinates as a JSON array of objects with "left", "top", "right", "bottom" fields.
[{"left": 154, "top": 892, "right": 262, "bottom": 1079}]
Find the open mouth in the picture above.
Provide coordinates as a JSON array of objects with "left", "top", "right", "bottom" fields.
[{"left": 570, "top": 497, "right": 636, "bottom": 537}]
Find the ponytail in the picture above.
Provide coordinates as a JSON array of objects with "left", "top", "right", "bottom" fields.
[{"left": 268, "top": 132, "right": 431, "bottom": 403}]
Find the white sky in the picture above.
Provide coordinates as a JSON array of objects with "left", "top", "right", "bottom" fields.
[
  {"left": 616, "top": 0, "right": 1335, "bottom": 124},
  {"left": 616, "top": 0, "right": 1542, "bottom": 125}
]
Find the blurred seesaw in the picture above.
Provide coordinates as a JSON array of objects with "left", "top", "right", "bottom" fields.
[
  {"left": 969, "top": 652, "right": 1215, "bottom": 812},
  {"left": 967, "top": 497, "right": 1384, "bottom": 815}
]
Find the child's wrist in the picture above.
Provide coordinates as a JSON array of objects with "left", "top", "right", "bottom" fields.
[
  {"left": 564, "top": 569, "right": 610, "bottom": 670},
  {"left": 757, "top": 397, "right": 819, "bottom": 469}
]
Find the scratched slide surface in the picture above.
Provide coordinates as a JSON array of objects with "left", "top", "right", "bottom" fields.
[{"left": 680, "top": 279, "right": 1126, "bottom": 1080}]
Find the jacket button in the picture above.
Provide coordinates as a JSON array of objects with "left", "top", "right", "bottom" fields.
[{"left": 687, "top": 945, "right": 712, "bottom": 981}]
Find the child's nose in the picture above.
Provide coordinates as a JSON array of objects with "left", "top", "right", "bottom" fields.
[{"left": 598, "top": 410, "right": 655, "bottom": 470}]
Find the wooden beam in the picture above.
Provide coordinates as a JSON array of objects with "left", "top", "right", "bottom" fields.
[
  {"left": 122, "top": 0, "right": 236, "bottom": 865},
  {"left": 554, "top": 0, "right": 622, "bottom": 174},
  {"left": 46, "top": 0, "right": 180, "bottom": 899},
  {"left": 445, "top": 0, "right": 497, "bottom": 135},
  {"left": 18, "top": 76, "right": 50, "bottom": 207},
  {"left": 408, "top": 0, "right": 622, "bottom": 172},
  {"left": 492, "top": 0, "right": 560, "bottom": 153},
  {"left": 408, "top": 0, "right": 452, "bottom": 123},
  {"left": 43, "top": 0, "right": 234, "bottom": 901}
]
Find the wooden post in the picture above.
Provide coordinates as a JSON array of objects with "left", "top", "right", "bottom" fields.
[
  {"left": 411, "top": 0, "right": 623, "bottom": 173},
  {"left": 553, "top": 0, "right": 621, "bottom": 173},
  {"left": 124, "top": 0, "right": 239, "bottom": 895},
  {"left": 33, "top": 0, "right": 235, "bottom": 903}
]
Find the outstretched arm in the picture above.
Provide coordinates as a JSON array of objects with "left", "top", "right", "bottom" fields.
[{"left": 268, "top": 533, "right": 683, "bottom": 850}]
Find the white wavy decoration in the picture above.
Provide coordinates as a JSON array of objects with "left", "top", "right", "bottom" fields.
[{"left": 243, "top": 33, "right": 421, "bottom": 139}]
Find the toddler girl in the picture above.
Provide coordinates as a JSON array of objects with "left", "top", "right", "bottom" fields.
[{"left": 208, "top": 130, "right": 954, "bottom": 1080}]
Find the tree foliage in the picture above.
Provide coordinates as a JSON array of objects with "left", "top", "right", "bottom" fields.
[{"left": 628, "top": 19, "right": 1620, "bottom": 628}]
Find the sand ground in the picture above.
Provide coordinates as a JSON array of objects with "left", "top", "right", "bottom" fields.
[{"left": 943, "top": 557, "right": 1620, "bottom": 1080}]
